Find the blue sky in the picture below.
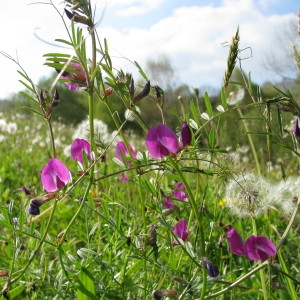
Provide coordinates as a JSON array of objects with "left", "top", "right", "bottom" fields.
[{"left": 0, "top": 0, "right": 299, "bottom": 98}]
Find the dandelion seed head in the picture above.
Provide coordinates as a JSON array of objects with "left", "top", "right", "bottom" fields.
[{"left": 225, "top": 173, "right": 273, "bottom": 218}]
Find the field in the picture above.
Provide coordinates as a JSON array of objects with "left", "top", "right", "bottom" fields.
[{"left": 1, "top": 1, "right": 300, "bottom": 300}]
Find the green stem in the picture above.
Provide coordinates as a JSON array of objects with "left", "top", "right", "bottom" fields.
[
  {"left": 237, "top": 108, "right": 261, "bottom": 176},
  {"left": 168, "top": 158, "right": 207, "bottom": 298},
  {"left": 46, "top": 118, "right": 56, "bottom": 158},
  {"left": 11, "top": 197, "right": 59, "bottom": 284}
]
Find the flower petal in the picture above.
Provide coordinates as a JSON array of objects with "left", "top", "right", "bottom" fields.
[
  {"left": 71, "top": 138, "right": 91, "bottom": 163},
  {"left": 146, "top": 124, "right": 179, "bottom": 159},
  {"left": 245, "top": 235, "right": 277, "bottom": 261},
  {"left": 41, "top": 158, "right": 71, "bottom": 192},
  {"left": 226, "top": 228, "right": 245, "bottom": 256},
  {"left": 173, "top": 219, "right": 188, "bottom": 245}
]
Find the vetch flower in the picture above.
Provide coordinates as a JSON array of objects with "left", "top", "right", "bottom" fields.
[
  {"left": 58, "top": 62, "right": 87, "bottom": 91},
  {"left": 146, "top": 124, "right": 179, "bottom": 159},
  {"left": 41, "top": 158, "right": 71, "bottom": 192},
  {"left": 163, "top": 195, "right": 174, "bottom": 209},
  {"left": 173, "top": 219, "right": 188, "bottom": 245},
  {"left": 120, "top": 173, "right": 129, "bottom": 182},
  {"left": 152, "top": 289, "right": 177, "bottom": 300},
  {"left": 70, "top": 138, "right": 91, "bottom": 164},
  {"left": 245, "top": 235, "right": 277, "bottom": 262},
  {"left": 173, "top": 182, "right": 189, "bottom": 202},
  {"left": 28, "top": 193, "right": 56, "bottom": 215},
  {"left": 226, "top": 228, "right": 245, "bottom": 256},
  {"left": 226, "top": 228, "right": 277, "bottom": 261},
  {"left": 116, "top": 141, "right": 137, "bottom": 165}
]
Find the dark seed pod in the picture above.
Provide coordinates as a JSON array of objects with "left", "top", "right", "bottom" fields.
[
  {"left": 133, "top": 80, "right": 150, "bottom": 103},
  {"left": 51, "top": 89, "right": 60, "bottom": 107}
]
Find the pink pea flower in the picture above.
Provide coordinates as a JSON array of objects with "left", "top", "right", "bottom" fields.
[
  {"left": 173, "top": 182, "right": 189, "bottom": 202},
  {"left": 163, "top": 195, "right": 174, "bottom": 209},
  {"left": 116, "top": 141, "right": 137, "bottom": 165},
  {"left": 245, "top": 235, "right": 277, "bottom": 262},
  {"left": 226, "top": 228, "right": 245, "bottom": 256},
  {"left": 120, "top": 173, "right": 129, "bottom": 182},
  {"left": 41, "top": 158, "right": 71, "bottom": 192},
  {"left": 146, "top": 122, "right": 191, "bottom": 159},
  {"left": 226, "top": 228, "right": 277, "bottom": 261},
  {"left": 60, "top": 62, "right": 87, "bottom": 91},
  {"left": 71, "top": 138, "right": 91, "bottom": 164},
  {"left": 146, "top": 124, "right": 179, "bottom": 159},
  {"left": 173, "top": 219, "right": 188, "bottom": 245}
]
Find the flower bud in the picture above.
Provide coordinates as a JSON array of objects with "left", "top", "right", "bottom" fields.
[
  {"left": 145, "top": 224, "right": 157, "bottom": 246},
  {"left": 104, "top": 87, "right": 114, "bottom": 96},
  {"left": 180, "top": 121, "right": 192, "bottom": 148},
  {"left": 133, "top": 80, "right": 150, "bottom": 103},
  {"left": 152, "top": 289, "right": 177, "bottom": 300},
  {"left": 51, "top": 89, "right": 60, "bottom": 107}
]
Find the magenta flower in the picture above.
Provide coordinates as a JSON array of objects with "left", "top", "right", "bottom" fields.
[
  {"left": 226, "top": 228, "right": 245, "bottom": 256},
  {"left": 120, "top": 173, "right": 129, "bottom": 182},
  {"left": 245, "top": 236, "right": 277, "bottom": 262},
  {"left": 226, "top": 228, "right": 277, "bottom": 261},
  {"left": 180, "top": 121, "right": 192, "bottom": 148},
  {"left": 173, "top": 182, "right": 189, "bottom": 202},
  {"left": 146, "top": 122, "right": 191, "bottom": 159},
  {"left": 146, "top": 124, "right": 180, "bottom": 159},
  {"left": 173, "top": 219, "right": 188, "bottom": 245},
  {"left": 41, "top": 158, "right": 71, "bottom": 192},
  {"left": 116, "top": 141, "right": 137, "bottom": 165},
  {"left": 163, "top": 195, "right": 174, "bottom": 209},
  {"left": 71, "top": 138, "right": 91, "bottom": 164},
  {"left": 60, "top": 62, "right": 87, "bottom": 91}
]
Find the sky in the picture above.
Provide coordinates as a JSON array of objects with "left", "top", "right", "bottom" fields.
[{"left": 0, "top": 0, "right": 299, "bottom": 99}]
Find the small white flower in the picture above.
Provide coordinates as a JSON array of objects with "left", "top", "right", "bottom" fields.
[
  {"left": 201, "top": 113, "right": 210, "bottom": 121},
  {"left": 216, "top": 105, "right": 225, "bottom": 112},
  {"left": 227, "top": 86, "right": 245, "bottom": 106},
  {"left": 188, "top": 119, "right": 198, "bottom": 130}
]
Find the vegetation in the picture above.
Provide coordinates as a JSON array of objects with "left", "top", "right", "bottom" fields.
[{"left": 0, "top": 1, "right": 300, "bottom": 300}]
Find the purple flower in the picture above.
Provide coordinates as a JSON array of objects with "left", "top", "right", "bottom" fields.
[
  {"left": 41, "top": 158, "right": 71, "bottom": 192},
  {"left": 71, "top": 138, "right": 91, "bottom": 164},
  {"left": 173, "top": 219, "right": 188, "bottom": 245},
  {"left": 116, "top": 141, "right": 137, "bottom": 165},
  {"left": 173, "top": 182, "right": 189, "bottom": 202},
  {"left": 180, "top": 121, "right": 192, "bottom": 148},
  {"left": 146, "top": 122, "right": 191, "bottom": 159},
  {"left": 163, "top": 195, "right": 174, "bottom": 209},
  {"left": 146, "top": 124, "right": 180, "bottom": 159},
  {"left": 60, "top": 62, "right": 87, "bottom": 91},
  {"left": 245, "top": 236, "right": 277, "bottom": 262},
  {"left": 226, "top": 228, "right": 245, "bottom": 256},
  {"left": 120, "top": 173, "right": 129, "bottom": 182},
  {"left": 227, "top": 228, "right": 277, "bottom": 261}
]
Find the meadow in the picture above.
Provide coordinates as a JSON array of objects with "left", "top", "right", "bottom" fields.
[{"left": 1, "top": 1, "right": 300, "bottom": 299}]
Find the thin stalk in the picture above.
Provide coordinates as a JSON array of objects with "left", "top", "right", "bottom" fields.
[
  {"left": 45, "top": 118, "right": 56, "bottom": 158},
  {"left": 237, "top": 108, "right": 261, "bottom": 176},
  {"left": 10, "top": 197, "right": 59, "bottom": 284}
]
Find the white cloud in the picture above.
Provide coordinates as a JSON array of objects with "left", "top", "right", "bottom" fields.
[
  {"left": 0, "top": 0, "right": 298, "bottom": 99},
  {"left": 103, "top": 0, "right": 165, "bottom": 16}
]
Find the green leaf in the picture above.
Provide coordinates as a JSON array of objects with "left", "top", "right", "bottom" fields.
[
  {"left": 208, "top": 128, "right": 215, "bottom": 149},
  {"left": 180, "top": 166, "right": 215, "bottom": 175},
  {"left": 143, "top": 179, "right": 158, "bottom": 197},
  {"left": 76, "top": 267, "right": 97, "bottom": 300},
  {"left": 134, "top": 61, "right": 148, "bottom": 81},
  {"left": 7, "top": 285, "right": 26, "bottom": 299},
  {"left": 203, "top": 92, "right": 213, "bottom": 116},
  {"left": 54, "top": 39, "right": 73, "bottom": 46}
]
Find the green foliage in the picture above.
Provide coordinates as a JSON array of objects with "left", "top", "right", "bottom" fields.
[{"left": 1, "top": 2, "right": 300, "bottom": 300}]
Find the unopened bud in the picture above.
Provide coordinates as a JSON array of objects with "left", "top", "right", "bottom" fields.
[
  {"left": 64, "top": 8, "right": 89, "bottom": 25},
  {"left": 104, "top": 87, "right": 114, "bottom": 96},
  {"left": 152, "top": 289, "right": 177, "bottom": 300},
  {"left": 0, "top": 270, "right": 9, "bottom": 277},
  {"left": 133, "top": 80, "right": 150, "bottom": 103},
  {"left": 51, "top": 89, "right": 60, "bottom": 107},
  {"left": 145, "top": 224, "right": 157, "bottom": 246}
]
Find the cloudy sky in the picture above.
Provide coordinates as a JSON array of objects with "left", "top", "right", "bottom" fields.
[{"left": 0, "top": 0, "right": 299, "bottom": 99}]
